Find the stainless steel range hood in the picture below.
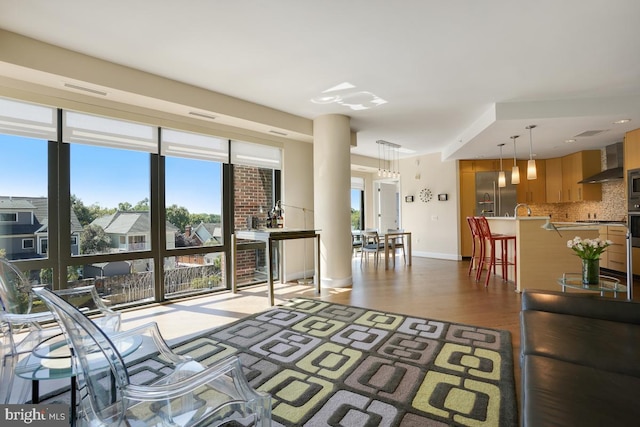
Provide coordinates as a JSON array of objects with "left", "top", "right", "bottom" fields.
[{"left": 578, "top": 142, "right": 623, "bottom": 184}]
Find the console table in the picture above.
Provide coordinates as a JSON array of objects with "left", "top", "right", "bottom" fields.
[{"left": 232, "top": 229, "right": 321, "bottom": 306}]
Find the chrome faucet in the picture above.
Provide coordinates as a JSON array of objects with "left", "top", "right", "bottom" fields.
[{"left": 514, "top": 203, "right": 532, "bottom": 217}]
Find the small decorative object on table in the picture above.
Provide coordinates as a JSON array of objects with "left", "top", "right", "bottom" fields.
[{"left": 567, "top": 236, "right": 612, "bottom": 285}]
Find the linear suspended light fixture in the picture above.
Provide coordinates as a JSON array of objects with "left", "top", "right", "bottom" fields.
[
  {"left": 511, "top": 135, "right": 520, "bottom": 185},
  {"left": 376, "top": 140, "right": 401, "bottom": 178},
  {"left": 526, "top": 124, "right": 537, "bottom": 180},
  {"left": 498, "top": 143, "right": 506, "bottom": 187}
]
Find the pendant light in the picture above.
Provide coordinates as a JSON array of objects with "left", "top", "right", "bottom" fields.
[
  {"left": 376, "top": 140, "right": 401, "bottom": 179},
  {"left": 511, "top": 135, "right": 520, "bottom": 185},
  {"left": 526, "top": 125, "right": 537, "bottom": 180},
  {"left": 498, "top": 143, "right": 506, "bottom": 187}
]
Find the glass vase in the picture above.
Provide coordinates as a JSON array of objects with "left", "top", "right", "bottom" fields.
[{"left": 581, "top": 258, "right": 600, "bottom": 286}]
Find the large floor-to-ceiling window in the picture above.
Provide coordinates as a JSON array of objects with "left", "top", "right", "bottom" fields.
[
  {"left": 64, "top": 111, "right": 157, "bottom": 305},
  {"left": 160, "top": 128, "right": 228, "bottom": 299},
  {"left": 351, "top": 177, "right": 365, "bottom": 230},
  {"left": 0, "top": 98, "right": 57, "bottom": 295},
  {"left": 0, "top": 97, "right": 282, "bottom": 307},
  {"left": 232, "top": 140, "right": 281, "bottom": 286}
]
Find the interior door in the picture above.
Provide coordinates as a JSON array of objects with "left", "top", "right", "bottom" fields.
[{"left": 377, "top": 181, "right": 400, "bottom": 232}]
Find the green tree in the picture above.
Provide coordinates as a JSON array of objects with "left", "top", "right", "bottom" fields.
[
  {"left": 39, "top": 266, "right": 81, "bottom": 287},
  {"left": 118, "top": 201, "right": 133, "bottom": 211},
  {"left": 133, "top": 198, "right": 149, "bottom": 211},
  {"left": 71, "top": 194, "right": 115, "bottom": 226},
  {"left": 166, "top": 204, "right": 191, "bottom": 231},
  {"left": 40, "top": 268, "right": 53, "bottom": 285},
  {"left": 71, "top": 194, "right": 93, "bottom": 226},
  {"left": 351, "top": 208, "right": 361, "bottom": 230},
  {"left": 189, "top": 213, "right": 221, "bottom": 225},
  {"left": 67, "top": 265, "right": 80, "bottom": 282},
  {"left": 80, "top": 224, "right": 111, "bottom": 254}
]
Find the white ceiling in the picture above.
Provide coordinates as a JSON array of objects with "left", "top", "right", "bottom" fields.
[{"left": 1, "top": 0, "right": 640, "bottom": 163}]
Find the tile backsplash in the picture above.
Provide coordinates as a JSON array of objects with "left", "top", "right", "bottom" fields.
[{"left": 528, "top": 180, "right": 626, "bottom": 222}]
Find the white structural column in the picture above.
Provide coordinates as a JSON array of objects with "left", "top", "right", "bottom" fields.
[{"left": 313, "top": 114, "right": 353, "bottom": 288}]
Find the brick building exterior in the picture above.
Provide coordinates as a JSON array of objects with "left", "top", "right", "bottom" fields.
[{"left": 234, "top": 165, "right": 273, "bottom": 284}]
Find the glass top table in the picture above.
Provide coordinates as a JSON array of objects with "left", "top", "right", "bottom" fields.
[
  {"left": 15, "top": 333, "right": 142, "bottom": 380},
  {"left": 558, "top": 273, "right": 627, "bottom": 298},
  {"left": 14, "top": 332, "right": 142, "bottom": 427}
]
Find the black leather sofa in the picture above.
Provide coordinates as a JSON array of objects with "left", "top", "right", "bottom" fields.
[{"left": 520, "top": 289, "right": 640, "bottom": 426}]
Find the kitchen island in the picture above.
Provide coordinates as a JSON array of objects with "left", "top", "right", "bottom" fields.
[{"left": 487, "top": 217, "right": 600, "bottom": 293}]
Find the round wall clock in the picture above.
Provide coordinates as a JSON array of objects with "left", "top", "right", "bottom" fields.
[{"left": 419, "top": 188, "right": 433, "bottom": 203}]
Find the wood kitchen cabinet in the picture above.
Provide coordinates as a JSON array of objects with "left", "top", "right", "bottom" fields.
[
  {"left": 545, "top": 157, "right": 564, "bottom": 202},
  {"left": 561, "top": 150, "right": 602, "bottom": 202},
  {"left": 459, "top": 159, "right": 513, "bottom": 257},
  {"left": 633, "top": 247, "right": 640, "bottom": 276},
  {"left": 460, "top": 168, "right": 476, "bottom": 257},
  {"left": 624, "top": 128, "right": 640, "bottom": 171},
  {"left": 459, "top": 159, "right": 500, "bottom": 173},
  {"left": 516, "top": 159, "right": 546, "bottom": 203},
  {"left": 601, "top": 226, "right": 627, "bottom": 272}
]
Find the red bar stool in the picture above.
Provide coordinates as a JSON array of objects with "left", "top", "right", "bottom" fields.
[
  {"left": 475, "top": 216, "right": 516, "bottom": 287},
  {"left": 466, "top": 217, "right": 484, "bottom": 281}
]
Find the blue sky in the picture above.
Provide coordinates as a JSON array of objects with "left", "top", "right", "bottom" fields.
[
  {"left": 351, "top": 189, "right": 360, "bottom": 210},
  {"left": 1, "top": 134, "right": 221, "bottom": 214}
]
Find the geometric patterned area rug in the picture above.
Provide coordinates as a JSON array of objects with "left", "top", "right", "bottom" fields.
[{"left": 169, "top": 298, "right": 518, "bottom": 426}]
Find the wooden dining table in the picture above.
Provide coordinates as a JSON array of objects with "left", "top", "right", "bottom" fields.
[{"left": 383, "top": 230, "right": 412, "bottom": 269}]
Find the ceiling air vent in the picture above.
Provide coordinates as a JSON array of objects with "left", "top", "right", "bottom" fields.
[
  {"left": 188, "top": 111, "right": 217, "bottom": 120},
  {"left": 64, "top": 83, "right": 107, "bottom": 96},
  {"left": 574, "top": 129, "right": 608, "bottom": 137}
]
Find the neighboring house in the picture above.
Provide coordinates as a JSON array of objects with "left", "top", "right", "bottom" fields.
[
  {"left": 190, "top": 222, "right": 222, "bottom": 246},
  {"left": 174, "top": 223, "right": 223, "bottom": 266},
  {"left": 0, "top": 196, "right": 82, "bottom": 260},
  {"left": 84, "top": 261, "right": 132, "bottom": 278},
  {"left": 91, "top": 210, "right": 178, "bottom": 252},
  {"left": 194, "top": 223, "right": 224, "bottom": 266}
]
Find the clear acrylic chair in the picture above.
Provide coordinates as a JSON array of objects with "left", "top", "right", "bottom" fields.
[
  {"left": 0, "top": 258, "right": 120, "bottom": 403},
  {"left": 34, "top": 287, "right": 271, "bottom": 427}
]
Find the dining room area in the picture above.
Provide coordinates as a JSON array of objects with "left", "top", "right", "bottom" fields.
[{"left": 351, "top": 228, "right": 412, "bottom": 269}]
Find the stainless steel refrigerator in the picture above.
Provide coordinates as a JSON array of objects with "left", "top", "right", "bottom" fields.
[{"left": 475, "top": 171, "right": 517, "bottom": 217}]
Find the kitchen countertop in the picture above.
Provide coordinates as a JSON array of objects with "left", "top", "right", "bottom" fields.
[
  {"left": 551, "top": 221, "right": 627, "bottom": 228},
  {"left": 486, "top": 216, "right": 550, "bottom": 221}
]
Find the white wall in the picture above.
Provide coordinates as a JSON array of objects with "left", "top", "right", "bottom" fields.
[{"left": 399, "top": 153, "right": 460, "bottom": 260}]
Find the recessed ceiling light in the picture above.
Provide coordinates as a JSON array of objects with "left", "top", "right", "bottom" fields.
[
  {"left": 564, "top": 139, "right": 576, "bottom": 143},
  {"left": 613, "top": 119, "right": 631, "bottom": 124}
]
